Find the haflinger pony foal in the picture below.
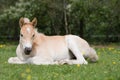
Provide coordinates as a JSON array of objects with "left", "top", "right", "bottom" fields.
[{"left": 8, "top": 18, "right": 98, "bottom": 65}]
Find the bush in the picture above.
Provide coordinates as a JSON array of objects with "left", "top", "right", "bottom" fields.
[{"left": 0, "top": 0, "right": 119, "bottom": 42}]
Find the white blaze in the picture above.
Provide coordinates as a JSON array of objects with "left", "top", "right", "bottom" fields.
[
  {"left": 27, "top": 27, "right": 31, "bottom": 33},
  {"left": 25, "top": 42, "right": 32, "bottom": 48}
]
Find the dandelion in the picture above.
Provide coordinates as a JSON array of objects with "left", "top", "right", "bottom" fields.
[
  {"left": 77, "top": 64, "right": 80, "bottom": 67},
  {"left": 26, "top": 74, "right": 32, "bottom": 80},
  {"left": 98, "top": 52, "right": 101, "bottom": 55},
  {"left": 112, "top": 61, "right": 116, "bottom": 64},
  {"left": 0, "top": 44, "right": 5, "bottom": 48},
  {"left": 26, "top": 68, "right": 31, "bottom": 73},
  {"left": 0, "top": 46, "right": 2, "bottom": 48},
  {"left": 108, "top": 47, "right": 114, "bottom": 51}
]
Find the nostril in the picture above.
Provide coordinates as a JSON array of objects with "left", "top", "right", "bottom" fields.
[
  {"left": 27, "top": 48, "right": 31, "bottom": 51},
  {"left": 26, "top": 47, "right": 32, "bottom": 52},
  {"left": 24, "top": 47, "right": 32, "bottom": 55}
]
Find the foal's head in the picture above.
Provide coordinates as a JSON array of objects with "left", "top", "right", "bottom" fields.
[{"left": 19, "top": 17, "right": 37, "bottom": 55}]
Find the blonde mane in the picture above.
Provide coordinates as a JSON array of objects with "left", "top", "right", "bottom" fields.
[{"left": 23, "top": 18, "right": 30, "bottom": 23}]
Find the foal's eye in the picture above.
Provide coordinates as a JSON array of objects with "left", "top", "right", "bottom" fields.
[{"left": 20, "top": 34, "right": 23, "bottom": 37}]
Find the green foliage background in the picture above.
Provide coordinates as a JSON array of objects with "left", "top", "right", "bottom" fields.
[{"left": 0, "top": 0, "right": 119, "bottom": 42}]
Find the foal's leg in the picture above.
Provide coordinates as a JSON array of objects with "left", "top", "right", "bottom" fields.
[
  {"left": 59, "top": 59, "right": 87, "bottom": 65},
  {"left": 65, "top": 36, "right": 88, "bottom": 64},
  {"left": 27, "top": 56, "right": 59, "bottom": 65},
  {"left": 8, "top": 57, "right": 26, "bottom": 64}
]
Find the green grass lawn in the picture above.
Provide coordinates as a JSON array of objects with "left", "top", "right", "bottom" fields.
[{"left": 0, "top": 43, "right": 120, "bottom": 80}]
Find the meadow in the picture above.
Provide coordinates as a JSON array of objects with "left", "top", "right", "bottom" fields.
[{"left": 0, "top": 42, "right": 120, "bottom": 80}]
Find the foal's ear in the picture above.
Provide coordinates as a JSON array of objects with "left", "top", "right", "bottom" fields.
[
  {"left": 19, "top": 17, "right": 24, "bottom": 28},
  {"left": 32, "top": 18, "right": 37, "bottom": 27}
]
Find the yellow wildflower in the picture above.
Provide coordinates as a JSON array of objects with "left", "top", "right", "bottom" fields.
[
  {"left": 26, "top": 68, "right": 31, "bottom": 73},
  {"left": 108, "top": 47, "right": 114, "bottom": 51},
  {"left": 26, "top": 74, "right": 32, "bottom": 80},
  {"left": 77, "top": 64, "right": 80, "bottom": 67},
  {"left": 0, "top": 45, "right": 2, "bottom": 48},
  {"left": 0, "top": 44, "right": 5, "bottom": 48},
  {"left": 112, "top": 62, "right": 116, "bottom": 64}
]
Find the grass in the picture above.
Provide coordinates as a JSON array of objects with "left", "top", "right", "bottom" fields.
[{"left": 0, "top": 43, "right": 120, "bottom": 80}]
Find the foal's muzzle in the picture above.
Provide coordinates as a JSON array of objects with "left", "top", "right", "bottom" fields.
[{"left": 24, "top": 47, "right": 32, "bottom": 55}]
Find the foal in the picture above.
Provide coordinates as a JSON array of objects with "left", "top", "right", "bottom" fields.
[{"left": 8, "top": 18, "right": 98, "bottom": 65}]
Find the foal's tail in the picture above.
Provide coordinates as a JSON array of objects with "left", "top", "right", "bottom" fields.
[{"left": 88, "top": 47, "right": 98, "bottom": 62}]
